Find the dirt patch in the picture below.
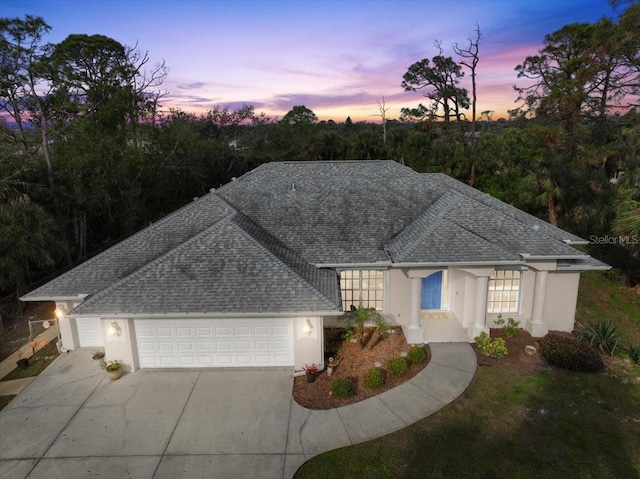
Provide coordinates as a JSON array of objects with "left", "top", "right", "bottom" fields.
[
  {"left": 293, "top": 328, "right": 430, "bottom": 410},
  {"left": 474, "top": 328, "right": 545, "bottom": 374}
]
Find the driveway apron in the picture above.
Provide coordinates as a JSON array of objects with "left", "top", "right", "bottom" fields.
[{"left": 0, "top": 343, "right": 476, "bottom": 479}]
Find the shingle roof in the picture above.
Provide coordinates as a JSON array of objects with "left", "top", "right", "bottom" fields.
[
  {"left": 23, "top": 194, "right": 232, "bottom": 299},
  {"left": 23, "top": 159, "right": 606, "bottom": 315},
  {"left": 216, "top": 160, "right": 441, "bottom": 264},
  {"left": 72, "top": 213, "right": 340, "bottom": 315},
  {"left": 218, "top": 160, "right": 596, "bottom": 265}
]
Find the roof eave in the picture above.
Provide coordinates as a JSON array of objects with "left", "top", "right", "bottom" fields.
[
  {"left": 20, "top": 294, "right": 88, "bottom": 302},
  {"left": 315, "top": 261, "right": 393, "bottom": 268},
  {"left": 389, "top": 260, "right": 525, "bottom": 268},
  {"left": 520, "top": 254, "right": 587, "bottom": 260},
  {"left": 557, "top": 264, "right": 612, "bottom": 272},
  {"left": 562, "top": 239, "right": 589, "bottom": 245},
  {"left": 68, "top": 309, "right": 343, "bottom": 319}
]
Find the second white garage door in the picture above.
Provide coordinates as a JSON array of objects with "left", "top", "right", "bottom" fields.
[
  {"left": 134, "top": 318, "right": 294, "bottom": 368},
  {"left": 76, "top": 317, "right": 103, "bottom": 347}
]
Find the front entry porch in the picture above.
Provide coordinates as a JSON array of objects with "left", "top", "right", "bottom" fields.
[{"left": 420, "top": 311, "right": 471, "bottom": 343}]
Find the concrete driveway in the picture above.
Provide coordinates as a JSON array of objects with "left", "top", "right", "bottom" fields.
[
  {"left": 0, "top": 343, "right": 476, "bottom": 479},
  {"left": 0, "top": 350, "right": 304, "bottom": 479}
]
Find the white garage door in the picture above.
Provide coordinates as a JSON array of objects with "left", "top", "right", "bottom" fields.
[
  {"left": 76, "top": 317, "right": 103, "bottom": 347},
  {"left": 134, "top": 318, "right": 294, "bottom": 368}
]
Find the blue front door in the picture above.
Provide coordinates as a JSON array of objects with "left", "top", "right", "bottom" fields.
[{"left": 421, "top": 271, "right": 442, "bottom": 309}]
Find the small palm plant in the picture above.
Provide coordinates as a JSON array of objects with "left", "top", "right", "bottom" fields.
[{"left": 342, "top": 305, "right": 386, "bottom": 348}]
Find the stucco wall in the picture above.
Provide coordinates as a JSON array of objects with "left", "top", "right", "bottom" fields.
[
  {"left": 293, "top": 316, "right": 323, "bottom": 371},
  {"left": 386, "top": 268, "right": 411, "bottom": 326},
  {"left": 449, "top": 270, "right": 477, "bottom": 327},
  {"left": 55, "top": 301, "right": 82, "bottom": 350},
  {"left": 543, "top": 272, "right": 581, "bottom": 332},
  {"left": 102, "top": 318, "right": 137, "bottom": 372}
]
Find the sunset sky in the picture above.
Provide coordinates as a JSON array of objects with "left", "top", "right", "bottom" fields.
[{"left": 3, "top": 0, "right": 624, "bottom": 122}]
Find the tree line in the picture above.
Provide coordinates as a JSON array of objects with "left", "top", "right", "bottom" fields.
[{"left": 1, "top": 4, "right": 639, "bottom": 308}]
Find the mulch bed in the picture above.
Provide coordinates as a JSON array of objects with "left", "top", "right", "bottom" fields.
[
  {"left": 293, "top": 327, "right": 552, "bottom": 410},
  {"left": 292, "top": 328, "right": 430, "bottom": 410},
  {"left": 474, "top": 328, "right": 545, "bottom": 374}
]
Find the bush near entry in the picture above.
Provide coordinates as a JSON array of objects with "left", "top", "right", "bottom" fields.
[
  {"left": 363, "top": 368, "right": 385, "bottom": 388},
  {"left": 474, "top": 331, "right": 508, "bottom": 358},
  {"left": 387, "top": 357, "right": 408, "bottom": 377},
  {"left": 539, "top": 333, "right": 605, "bottom": 373},
  {"left": 407, "top": 345, "right": 429, "bottom": 364},
  {"left": 331, "top": 378, "right": 355, "bottom": 397}
]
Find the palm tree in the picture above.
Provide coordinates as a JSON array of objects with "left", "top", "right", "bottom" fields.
[
  {"left": 613, "top": 171, "right": 640, "bottom": 259},
  {"left": 342, "top": 305, "right": 387, "bottom": 349}
]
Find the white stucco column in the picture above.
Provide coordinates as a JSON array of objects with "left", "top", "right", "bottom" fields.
[
  {"left": 527, "top": 270, "right": 549, "bottom": 337},
  {"left": 402, "top": 277, "right": 425, "bottom": 344},
  {"left": 55, "top": 301, "right": 78, "bottom": 350},
  {"left": 468, "top": 275, "right": 490, "bottom": 339}
]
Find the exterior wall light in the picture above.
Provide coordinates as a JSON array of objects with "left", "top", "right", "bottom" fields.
[
  {"left": 303, "top": 318, "right": 314, "bottom": 336},
  {"left": 109, "top": 321, "right": 122, "bottom": 337}
]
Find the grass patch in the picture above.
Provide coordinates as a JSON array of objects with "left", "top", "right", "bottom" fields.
[
  {"left": 295, "top": 272, "right": 640, "bottom": 479},
  {"left": 296, "top": 364, "right": 640, "bottom": 479},
  {"left": 1, "top": 341, "right": 59, "bottom": 382},
  {"left": 577, "top": 272, "right": 640, "bottom": 344}
]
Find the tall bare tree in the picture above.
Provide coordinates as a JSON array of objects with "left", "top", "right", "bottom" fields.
[
  {"left": 454, "top": 24, "right": 481, "bottom": 143},
  {"left": 371, "top": 97, "right": 390, "bottom": 145}
]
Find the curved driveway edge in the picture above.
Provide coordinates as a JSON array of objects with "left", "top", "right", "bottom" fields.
[
  {"left": 284, "top": 342, "right": 477, "bottom": 476},
  {"left": 0, "top": 343, "right": 476, "bottom": 479}
]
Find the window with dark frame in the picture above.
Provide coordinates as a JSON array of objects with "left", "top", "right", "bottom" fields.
[{"left": 339, "top": 270, "right": 384, "bottom": 311}]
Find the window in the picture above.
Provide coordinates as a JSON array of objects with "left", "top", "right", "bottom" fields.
[
  {"left": 487, "top": 270, "right": 521, "bottom": 314},
  {"left": 339, "top": 270, "right": 384, "bottom": 311}
]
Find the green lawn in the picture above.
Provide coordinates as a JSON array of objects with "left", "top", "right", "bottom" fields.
[
  {"left": 1, "top": 341, "right": 60, "bottom": 382},
  {"left": 295, "top": 271, "right": 640, "bottom": 479},
  {"left": 577, "top": 271, "right": 640, "bottom": 345}
]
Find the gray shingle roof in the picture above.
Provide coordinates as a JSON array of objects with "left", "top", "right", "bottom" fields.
[
  {"left": 23, "top": 194, "right": 232, "bottom": 299},
  {"left": 218, "top": 160, "right": 596, "bottom": 265},
  {"left": 23, "top": 159, "right": 606, "bottom": 315},
  {"left": 216, "top": 160, "right": 441, "bottom": 264},
  {"left": 73, "top": 213, "right": 340, "bottom": 315}
]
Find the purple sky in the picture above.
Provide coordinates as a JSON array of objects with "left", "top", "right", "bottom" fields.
[{"left": 3, "top": 0, "right": 623, "bottom": 122}]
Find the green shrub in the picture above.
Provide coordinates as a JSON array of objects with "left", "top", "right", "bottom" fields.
[
  {"left": 407, "top": 345, "right": 428, "bottom": 364},
  {"left": 494, "top": 315, "right": 520, "bottom": 338},
  {"left": 474, "top": 331, "right": 508, "bottom": 358},
  {"left": 341, "top": 329, "right": 356, "bottom": 341},
  {"left": 363, "top": 368, "right": 385, "bottom": 388},
  {"left": 575, "top": 320, "right": 620, "bottom": 356},
  {"left": 386, "top": 357, "right": 408, "bottom": 377},
  {"left": 627, "top": 344, "right": 640, "bottom": 365},
  {"left": 331, "top": 378, "right": 355, "bottom": 397},
  {"left": 539, "top": 333, "right": 605, "bottom": 373}
]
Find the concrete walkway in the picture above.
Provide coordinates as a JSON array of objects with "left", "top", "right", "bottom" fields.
[{"left": 0, "top": 343, "right": 476, "bottom": 479}]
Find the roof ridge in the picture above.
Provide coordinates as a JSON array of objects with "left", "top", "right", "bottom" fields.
[
  {"left": 449, "top": 219, "right": 521, "bottom": 259},
  {"left": 428, "top": 173, "right": 586, "bottom": 246},
  {"left": 231, "top": 213, "right": 339, "bottom": 310},
  {"left": 385, "top": 193, "right": 455, "bottom": 261}
]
